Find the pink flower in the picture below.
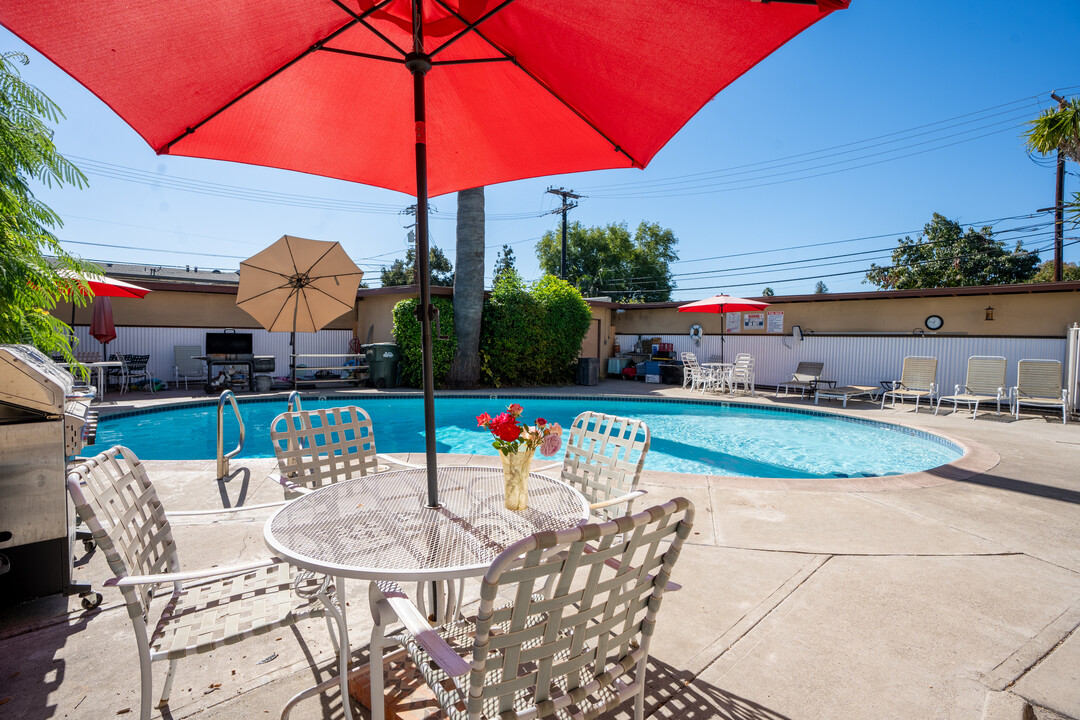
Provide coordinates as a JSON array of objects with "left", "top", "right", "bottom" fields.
[
  {"left": 507, "top": 403, "right": 523, "bottom": 417},
  {"left": 539, "top": 432, "right": 562, "bottom": 458},
  {"left": 536, "top": 417, "right": 547, "bottom": 426},
  {"left": 476, "top": 412, "right": 491, "bottom": 428}
]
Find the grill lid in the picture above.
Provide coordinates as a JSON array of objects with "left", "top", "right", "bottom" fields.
[{"left": 0, "top": 345, "right": 74, "bottom": 416}]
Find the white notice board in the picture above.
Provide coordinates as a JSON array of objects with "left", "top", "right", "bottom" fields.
[
  {"left": 725, "top": 312, "right": 741, "bottom": 333},
  {"left": 767, "top": 310, "right": 784, "bottom": 333},
  {"left": 743, "top": 312, "right": 764, "bottom": 331}
]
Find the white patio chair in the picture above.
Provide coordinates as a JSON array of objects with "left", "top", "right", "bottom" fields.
[
  {"left": 728, "top": 353, "right": 755, "bottom": 395},
  {"left": 535, "top": 411, "right": 651, "bottom": 521},
  {"left": 173, "top": 345, "right": 204, "bottom": 389},
  {"left": 776, "top": 361, "right": 825, "bottom": 398},
  {"left": 935, "top": 356, "right": 1006, "bottom": 419},
  {"left": 881, "top": 356, "right": 937, "bottom": 413},
  {"left": 270, "top": 405, "right": 424, "bottom": 497},
  {"left": 680, "top": 352, "right": 706, "bottom": 391},
  {"left": 67, "top": 446, "right": 337, "bottom": 720},
  {"left": 368, "top": 498, "right": 695, "bottom": 720},
  {"left": 1012, "top": 359, "right": 1068, "bottom": 424}
]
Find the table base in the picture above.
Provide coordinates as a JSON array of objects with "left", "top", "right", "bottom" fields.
[{"left": 348, "top": 650, "right": 440, "bottom": 720}]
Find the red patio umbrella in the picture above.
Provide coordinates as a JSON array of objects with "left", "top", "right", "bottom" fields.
[
  {"left": 678, "top": 294, "right": 771, "bottom": 363},
  {"left": 60, "top": 270, "right": 152, "bottom": 328},
  {"left": 1, "top": 0, "right": 848, "bottom": 508},
  {"left": 89, "top": 296, "right": 117, "bottom": 360}
]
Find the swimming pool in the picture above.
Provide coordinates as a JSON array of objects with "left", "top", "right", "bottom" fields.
[{"left": 85, "top": 395, "right": 962, "bottom": 478}]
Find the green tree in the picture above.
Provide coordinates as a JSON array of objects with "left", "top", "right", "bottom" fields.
[
  {"left": 379, "top": 243, "right": 455, "bottom": 287},
  {"left": 0, "top": 52, "right": 99, "bottom": 362},
  {"left": 535, "top": 221, "right": 678, "bottom": 301},
  {"left": 761, "top": 287, "right": 775, "bottom": 297},
  {"left": 479, "top": 270, "right": 544, "bottom": 387},
  {"left": 813, "top": 281, "right": 829, "bottom": 294},
  {"left": 1024, "top": 95, "right": 1080, "bottom": 226},
  {"left": 448, "top": 186, "right": 484, "bottom": 388},
  {"left": 1029, "top": 259, "right": 1080, "bottom": 282},
  {"left": 864, "top": 213, "right": 1039, "bottom": 290},
  {"left": 492, "top": 244, "right": 516, "bottom": 284},
  {"left": 391, "top": 295, "right": 457, "bottom": 388}
]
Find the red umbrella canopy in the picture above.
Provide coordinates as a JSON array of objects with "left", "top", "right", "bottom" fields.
[
  {"left": 59, "top": 270, "right": 152, "bottom": 299},
  {"left": 678, "top": 294, "right": 771, "bottom": 314},
  {"left": 1, "top": 0, "right": 847, "bottom": 197}
]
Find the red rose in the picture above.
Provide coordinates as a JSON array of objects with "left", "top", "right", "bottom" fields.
[
  {"left": 488, "top": 412, "right": 521, "bottom": 442},
  {"left": 476, "top": 412, "right": 491, "bottom": 428},
  {"left": 507, "top": 403, "right": 523, "bottom": 417},
  {"left": 536, "top": 417, "right": 547, "bottom": 426}
]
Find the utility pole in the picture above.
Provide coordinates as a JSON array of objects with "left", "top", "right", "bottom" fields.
[
  {"left": 546, "top": 187, "right": 581, "bottom": 279},
  {"left": 1052, "top": 92, "right": 1067, "bottom": 282}
]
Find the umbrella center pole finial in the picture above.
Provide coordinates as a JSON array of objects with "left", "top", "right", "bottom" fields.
[{"left": 288, "top": 272, "right": 313, "bottom": 289}]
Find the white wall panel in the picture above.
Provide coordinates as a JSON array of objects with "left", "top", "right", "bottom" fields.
[
  {"left": 617, "top": 333, "right": 1066, "bottom": 393},
  {"left": 72, "top": 327, "right": 354, "bottom": 383}
]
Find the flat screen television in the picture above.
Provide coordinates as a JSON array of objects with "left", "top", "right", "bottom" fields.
[{"left": 205, "top": 332, "right": 253, "bottom": 355}]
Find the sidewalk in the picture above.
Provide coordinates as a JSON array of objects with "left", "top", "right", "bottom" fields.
[{"left": 1, "top": 381, "right": 1077, "bottom": 719}]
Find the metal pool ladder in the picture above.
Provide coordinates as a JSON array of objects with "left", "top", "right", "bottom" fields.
[
  {"left": 286, "top": 390, "right": 303, "bottom": 412},
  {"left": 216, "top": 390, "right": 245, "bottom": 479}
]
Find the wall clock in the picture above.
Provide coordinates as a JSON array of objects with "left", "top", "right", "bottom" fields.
[{"left": 925, "top": 315, "right": 943, "bottom": 330}]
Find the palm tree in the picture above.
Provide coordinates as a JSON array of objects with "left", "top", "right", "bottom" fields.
[
  {"left": 1024, "top": 96, "right": 1079, "bottom": 256},
  {"left": 447, "top": 186, "right": 485, "bottom": 388}
]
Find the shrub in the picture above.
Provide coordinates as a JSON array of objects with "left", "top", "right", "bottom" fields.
[
  {"left": 391, "top": 296, "right": 457, "bottom": 388},
  {"left": 479, "top": 272, "right": 591, "bottom": 387},
  {"left": 530, "top": 275, "right": 593, "bottom": 384}
]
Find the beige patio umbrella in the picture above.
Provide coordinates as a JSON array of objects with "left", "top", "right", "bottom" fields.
[{"left": 236, "top": 235, "right": 363, "bottom": 362}]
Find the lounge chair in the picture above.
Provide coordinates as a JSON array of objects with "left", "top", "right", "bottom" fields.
[
  {"left": 1012, "top": 359, "right": 1069, "bottom": 424},
  {"left": 815, "top": 385, "right": 879, "bottom": 408},
  {"left": 368, "top": 499, "right": 694, "bottom": 720},
  {"left": 881, "top": 356, "right": 937, "bottom": 413},
  {"left": 67, "top": 446, "right": 336, "bottom": 720},
  {"left": 775, "top": 361, "right": 826, "bottom": 398},
  {"left": 935, "top": 355, "right": 1006, "bottom": 419}
]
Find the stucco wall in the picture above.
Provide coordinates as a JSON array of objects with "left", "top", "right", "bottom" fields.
[{"left": 614, "top": 290, "right": 1080, "bottom": 339}]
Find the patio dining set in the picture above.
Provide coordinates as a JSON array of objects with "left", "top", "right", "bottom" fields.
[{"left": 66, "top": 405, "right": 692, "bottom": 720}]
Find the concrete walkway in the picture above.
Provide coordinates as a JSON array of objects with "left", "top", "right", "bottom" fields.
[{"left": 1, "top": 380, "right": 1077, "bottom": 720}]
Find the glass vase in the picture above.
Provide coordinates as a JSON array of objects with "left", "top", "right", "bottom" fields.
[{"left": 500, "top": 448, "right": 535, "bottom": 511}]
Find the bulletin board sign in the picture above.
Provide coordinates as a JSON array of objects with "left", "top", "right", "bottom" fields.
[
  {"left": 725, "top": 312, "right": 741, "bottom": 333},
  {"left": 743, "top": 312, "right": 765, "bottom": 331},
  {"left": 767, "top": 310, "right": 785, "bottom": 333}
]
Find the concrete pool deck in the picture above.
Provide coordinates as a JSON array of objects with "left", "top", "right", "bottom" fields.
[{"left": 2, "top": 379, "right": 1078, "bottom": 719}]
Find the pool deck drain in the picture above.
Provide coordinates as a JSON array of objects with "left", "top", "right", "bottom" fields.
[{"left": 2, "top": 380, "right": 1078, "bottom": 720}]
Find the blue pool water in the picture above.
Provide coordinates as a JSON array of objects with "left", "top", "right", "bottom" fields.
[{"left": 84, "top": 396, "right": 961, "bottom": 478}]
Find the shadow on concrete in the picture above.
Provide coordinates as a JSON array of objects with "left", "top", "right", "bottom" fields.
[
  {"left": 216, "top": 467, "right": 251, "bottom": 509},
  {"left": 598, "top": 655, "right": 792, "bottom": 720},
  {"left": 959, "top": 471, "right": 1080, "bottom": 506}
]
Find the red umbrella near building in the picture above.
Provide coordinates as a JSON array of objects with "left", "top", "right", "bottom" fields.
[
  {"left": 678, "top": 294, "right": 771, "bottom": 363},
  {"left": 60, "top": 270, "right": 152, "bottom": 329},
  {"left": 89, "top": 296, "right": 117, "bottom": 360},
  {"left": 1, "top": 0, "right": 848, "bottom": 506}
]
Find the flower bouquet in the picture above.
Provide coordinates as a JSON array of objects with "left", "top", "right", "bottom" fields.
[{"left": 477, "top": 404, "right": 562, "bottom": 510}]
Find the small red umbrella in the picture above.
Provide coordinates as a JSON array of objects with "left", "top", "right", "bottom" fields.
[
  {"left": 60, "top": 270, "right": 152, "bottom": 328},
  {"left": 1, "top": 0, "right": 847, "bottom": 507},
  {"left": 678, "top": 294, "right": 771, "bottom": 363}
]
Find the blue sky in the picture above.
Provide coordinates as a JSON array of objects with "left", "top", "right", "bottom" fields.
[{"left": 4, "top": 1, "right": 1078, "bottom": 299}]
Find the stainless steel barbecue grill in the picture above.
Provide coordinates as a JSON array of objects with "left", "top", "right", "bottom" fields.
[{"left": 0, "top": 344, "right": 97, "bottom": 605}]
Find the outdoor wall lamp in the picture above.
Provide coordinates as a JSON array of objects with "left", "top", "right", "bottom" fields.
[{"left": 985, "top": 305, "right": 995, "bottom": 321}]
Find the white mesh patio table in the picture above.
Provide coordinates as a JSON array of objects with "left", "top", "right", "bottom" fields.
[{"left": 263, "top": 466, "right": 589, "bottom": 720}]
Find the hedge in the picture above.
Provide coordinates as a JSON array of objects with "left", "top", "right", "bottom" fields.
[{"left": 391, "top": 296, "right": 458, "bottom": 388}]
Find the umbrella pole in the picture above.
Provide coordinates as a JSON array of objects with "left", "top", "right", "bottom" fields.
[{"left": 408, "top": 10, "right": 440, "bottom": 511}]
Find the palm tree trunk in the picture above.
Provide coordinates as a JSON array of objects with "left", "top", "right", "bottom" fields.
[{"left": 448, "top": 186, "right": 485, "bottom": 388}]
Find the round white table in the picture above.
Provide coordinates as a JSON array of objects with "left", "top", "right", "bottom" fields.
[{"left": 264, "top": 466, "right": 589, "bottom": 720}]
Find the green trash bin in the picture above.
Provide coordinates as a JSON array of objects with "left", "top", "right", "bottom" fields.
[{"left": 365, "top": 342, "right": 400, "bottom": 389}]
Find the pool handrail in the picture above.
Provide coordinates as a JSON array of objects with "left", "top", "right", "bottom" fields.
[
  {"left": 216, "top": 390, "right": 245, "bottom": 479},
  {"left": 286, "top": 390, "right": 303, "bottom": 412}
]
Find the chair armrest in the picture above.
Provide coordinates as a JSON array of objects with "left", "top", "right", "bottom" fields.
[
  {"left": 104, "top": 558, "right": 279, "bottom": 587},
  {"left": 373, "top": 582, "right": 470, "bottom": 677},
  {"left": 588, "top": 489, "right": 647, "bottom": 511},
  {"left": 167, "top": 500, "right": 292, "bottom": 517},
  {"left": 376, "top": 454, "right": 426, "bottom": 470},
  {"left": 276, "top": 475, "right": 313, "bottom": 495}
]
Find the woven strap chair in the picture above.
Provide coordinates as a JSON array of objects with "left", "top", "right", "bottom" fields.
[
  {"left": 935, "top": 356, "right": 1006, "bottom": 419},
  {"left": 881, "top": 356, "right": 938, "bottom": 413},
  {"left": 67, "top": 446, "right": 337, "bottom": 720},
  {"left": 124, "top": 353, "right": 154, "bottom": 393},
  {"left": 536, "top": 411, "right": 651, "bottom": 522},
  {"left": 368, "top": 498, "right": 694, "bottom": 720},
  {"left": 1012, "top": 359, "right": 1068, "bottom": 425},
  {"left": 270, "top": 405, "right": 423, "bottom": 497},
  {"left": 775, "top": 361, "right": 825, "bottom": 398}
]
